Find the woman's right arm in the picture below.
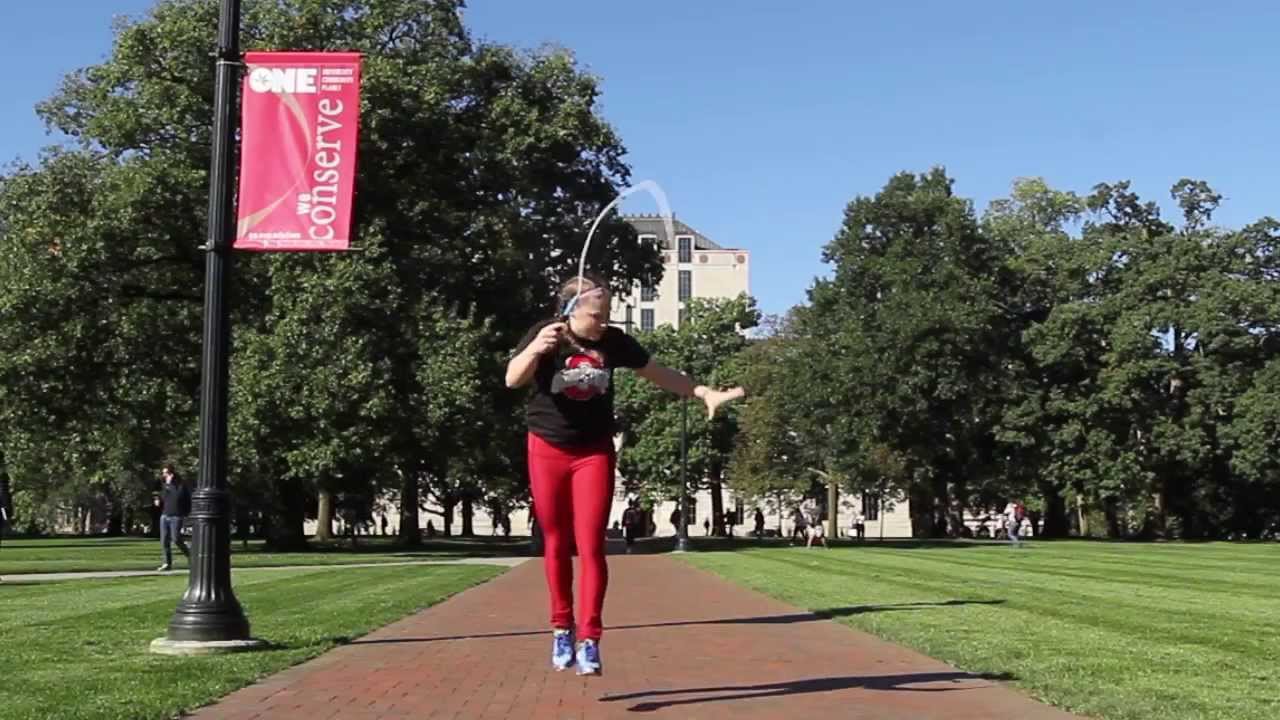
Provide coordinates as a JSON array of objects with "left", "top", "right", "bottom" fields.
[
  {"left": 505, "top": 347, "right": 541, "bottom": 388},
  {"left": 505, "top": 322, "right": 564, "bottom": 388}
]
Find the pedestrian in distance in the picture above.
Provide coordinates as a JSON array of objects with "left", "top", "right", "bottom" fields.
[{"left": 155, "top": 463, "right": 191, "bottom": 571}]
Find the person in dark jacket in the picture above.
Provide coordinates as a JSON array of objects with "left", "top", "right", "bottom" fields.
[
  {"left": 0, "top": 473, "right": 12, "bottom": 581},
  {"left": 154, "top": 463, "right": 191, "bottom": 571}
]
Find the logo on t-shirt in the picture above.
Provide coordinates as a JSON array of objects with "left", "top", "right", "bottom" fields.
[{"left": 551, "top": 349, "right": 610, "bottom": 401}]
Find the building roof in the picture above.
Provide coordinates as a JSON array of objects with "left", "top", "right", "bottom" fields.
[{"left": 623, "top": 215, "right": 738, "bottom": 251}]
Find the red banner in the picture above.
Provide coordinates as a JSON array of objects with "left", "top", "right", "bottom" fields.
[{"left": 235, "top": 51, "right": 362, "bottom": 252}]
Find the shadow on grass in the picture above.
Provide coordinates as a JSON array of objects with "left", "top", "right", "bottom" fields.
[
  {"left": 599, "top": 671, "right": 1018, "bottom": 712},
  {"left": 342, "top": 599, "right": 1005, "bottom": 646}
]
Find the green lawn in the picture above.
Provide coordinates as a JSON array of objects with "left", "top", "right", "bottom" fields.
[
  {"left": 0, "top": 563, "right": 503, "bottom": 720},
  {"left": 0, "top": 535, "right": 525, "bottom": 575},
  {"left": 685, "top": 540, "right": 1279, "bottom": 720}
]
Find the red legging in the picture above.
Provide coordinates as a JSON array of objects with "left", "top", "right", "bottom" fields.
[{"left": 527, "top": 432, "right": 615, "bottom": 641}]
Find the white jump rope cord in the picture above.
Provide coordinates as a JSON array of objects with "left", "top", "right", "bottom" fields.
[{"left": 563, "top": 180, "right": 675, "bottom": 317}]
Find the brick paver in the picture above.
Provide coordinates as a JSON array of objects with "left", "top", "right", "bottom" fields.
[{"left": 186, "top": 555, "right": 1083, "bottom": 719}]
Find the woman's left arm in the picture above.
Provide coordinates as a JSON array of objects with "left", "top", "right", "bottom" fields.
[{"left": 634, "top": 360, "right": 745, "bottom": 419}]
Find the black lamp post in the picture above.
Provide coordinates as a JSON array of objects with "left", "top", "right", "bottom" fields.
[{"left": 152, "top": 0, "right": 260, "bottom": 654}]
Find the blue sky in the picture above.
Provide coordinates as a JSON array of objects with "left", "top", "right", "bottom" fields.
[{"left": 3, "top": 1, "right": 1278, "bottom": 316}]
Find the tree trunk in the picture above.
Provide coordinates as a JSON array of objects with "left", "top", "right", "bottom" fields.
[
  {"left": 461, "top": 495, "right": 475, "bottom": 537},
  {"left": 442, "top": 498, "right": 455, "bottom": 537},
  {"left": 1039, "top": 486, "right": 1069, "bottom": 538},
  {"left": 826, "top": 479, "right": 839, "bottom": 539},
  {"left": 315, "top": 489, "right": 334, "bottom": 541},
  {"left": 710, "top": 472, "right": 726, "bottom": 536},
  {"left": 1076, "top": 494, "right": 1090, "bottom": 537},
  {"left": 1103, "top": 497, "right": 1123, "bottom": 539},
  {"left": 1179, "top": 506, "right": 1198, "bottom": 540},
  {"left": 909, "top": 484, "right": 934, "bottom": 538},
  {"left": 1151, "top": 481, "right": 1169, "bottom": 539},
  {"left": 103, "top": 486, "right": 124, "bottom": 536},
  {"left": 399, "top": 471, "right": 420, "bottom": 547},
  {"left": 933, "top": 482, "right": 950, "bottom": 538},
  {"left": 775, "top": 492, "right": 784, "bottom": 535},
  {"left": 236, "top": 502, "right": 251, "bottom": 549},
  {"left": 948, "top": 482, "right": 968, "bottom": 538},
  {"left": 258, "top": 509, "right": 273, "bottom": 540},
  {"left": 267, "top": 480, "right": 309, "bottom": 551}
]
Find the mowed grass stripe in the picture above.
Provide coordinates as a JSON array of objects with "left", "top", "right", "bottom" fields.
[
  {"left": 0, "top": 564, "right": 503, "bottom": 720},
  {"left": 855, "top": 547, "right": 1279, "bottom": 600},
  {"left": 687, "top": 543, "right": 1278, "bottom": 720},
  {"left": 0, "top": 536, "right": 513, "bottom": 575},
  {"left": 0, "top": 564, "right": 399, "bottom": 629},
  {"left": 697, "top": 551, "right": 1271, "bottom": 720},
  {"left": 803, "top": 543, "right": 1276, "bottom": 603},
  {"left": 739, "top": 548, "right": 1278, "bottom": 655}
]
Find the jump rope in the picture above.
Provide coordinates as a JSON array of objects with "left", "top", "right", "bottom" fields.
[{"left": 557, "top": 181, "right": 676, "bottom": 353}]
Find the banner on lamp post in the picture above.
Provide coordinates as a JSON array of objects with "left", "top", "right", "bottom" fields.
[{"left": 234, "top": 51, "right": 361, "bottom": 252}]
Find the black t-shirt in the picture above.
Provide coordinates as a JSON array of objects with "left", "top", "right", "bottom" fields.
[
  {"left": 515, "top": 319, "right": 651, "bottom": 447},
  {"left": 161, "top": 482, "right": 191, "bottom": 517}
]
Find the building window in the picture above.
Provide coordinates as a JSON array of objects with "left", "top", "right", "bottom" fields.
[
  {"left": 678, "top": 236, "right": 692, "bottom": 263},
  {"left": 641, "top": 285, "right": 657, "bottom": 302},
  {"left": 862, "top": 492, "right": 880, "bottom": 522},
  {"left": 641, "top": 308, "right": 655, "bottom": 332},
  {"left": 678, "top": 270, "right": 692, "bottom": 301}
]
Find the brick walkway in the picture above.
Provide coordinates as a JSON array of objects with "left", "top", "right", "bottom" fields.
[{"left": 187, "top": 555, "right": 1082, "bottom": 720}]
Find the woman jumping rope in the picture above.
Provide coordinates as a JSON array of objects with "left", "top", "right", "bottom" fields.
[{"left": 506, "top": 273, "right": 744, "bottom": 675}]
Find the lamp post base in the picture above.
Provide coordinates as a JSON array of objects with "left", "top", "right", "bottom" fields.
[{"left": 149, "top": 637, "right": 268, "bottom": 656}]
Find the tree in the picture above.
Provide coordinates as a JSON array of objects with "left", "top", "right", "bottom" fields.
[
  {"left": 0, "top": 150, "right": 201, "bottom": 534},
  {"left": 614, "top": 295, "right": 758, "bottom": 535},
  {"left": 808, "top": 168, "right": 1010, "bottom": 537},
  {"left": 1, "top": 0, "right": 662, "bottom": 538},
  {"left": 983, "top": 177, "right": 1090, "bottom": 537}
]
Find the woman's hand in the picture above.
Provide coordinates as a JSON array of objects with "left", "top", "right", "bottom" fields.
[
  {"left": 697, "top": 386, "right": 746, "bottom": 419},
  {"left": 525, "top": 322, "right": 565, "bottom": 357},
  {"left": 506, "top": 323, "right": 566, "bottom": 388}
]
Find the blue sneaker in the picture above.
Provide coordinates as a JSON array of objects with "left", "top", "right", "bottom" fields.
[
  {"left": 575, "top": 639, "right": 602, "bottom": 676},
  {"left": 552, "top": 629, "right": 575, "bottom": 671}
]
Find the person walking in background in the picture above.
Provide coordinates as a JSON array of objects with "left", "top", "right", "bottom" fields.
[
  {"left": 791, "top": 508, "right": 808, "bottom": 544},
  {"left": 0, "top": 472, "right": 12, "bottom": 582},
  {"left": 1004, "top": 500, "right": 1025, "bottom": 547},
  {"left": 806, "top": 518, "right": 829, "bottom": 549},
  {"left": 621, "top": 499, "right": 642, "bottom": 553},
  {"left": 155, "top": 463, "right": 191, "bottom": 571}
]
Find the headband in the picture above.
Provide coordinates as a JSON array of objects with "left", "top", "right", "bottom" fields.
[{"left": 560, "top": 286, "right": 605, "bottom": 317}]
